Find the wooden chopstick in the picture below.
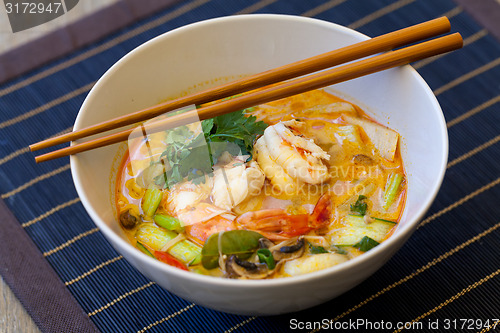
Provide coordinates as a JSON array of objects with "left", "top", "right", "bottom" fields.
[
  {"left": 34, "top": 32, "right": 463, "bottom": 163},
  {"left": 30, "top": 17, "right": 451, "bottom": 153}
]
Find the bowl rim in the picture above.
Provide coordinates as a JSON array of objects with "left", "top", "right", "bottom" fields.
[{"left": 71, "top": 13, "right": 448, "bottom": 288}]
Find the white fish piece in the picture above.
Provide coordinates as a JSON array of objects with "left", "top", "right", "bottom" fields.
[{"left": 283, "top": 253, "right": 348, "bottom": 276}]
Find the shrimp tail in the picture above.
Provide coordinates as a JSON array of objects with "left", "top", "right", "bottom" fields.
[
  {"left": 309, "top": 193, "right": 332, "bottom": 228},
  {"left": 235, "top": 193, "right": 332, "bottom": 239}
]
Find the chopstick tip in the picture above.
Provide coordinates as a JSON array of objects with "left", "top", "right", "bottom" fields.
[
  {"left": 438, "top": 15, "right": 451, "bottom": 26},
  {"left": 450, "top": 32, "right": 464, "bottom": 48}
]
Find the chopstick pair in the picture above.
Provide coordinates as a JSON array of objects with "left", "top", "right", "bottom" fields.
[{"left": 31, "top": 17, "right": 462, "bottom": 163}]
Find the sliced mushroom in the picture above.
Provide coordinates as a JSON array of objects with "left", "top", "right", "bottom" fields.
[
  {"left": 225, "top": 255, "right": 270, "bottom": 279},
  {"left": 119, "top": 210, "right": 138, "bottom": 229},
  {"left": 352, "top": 154, "right": 374, "bottom": 165},
  {"left": 272, "top": 237, "right": 305, "bottom": 262},
  {"left": 258, "top": 238, "right": 274, "bottom": 249}
]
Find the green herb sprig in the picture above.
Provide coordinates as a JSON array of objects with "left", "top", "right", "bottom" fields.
[
  {"left": 350, "top": 195, "right": 368, "bottom": 216},
  {"left": 309, "top": 244, "right": 329, "bottom": 254},
  {"left": 154, "top": 109, "right": 267, "bottom": 188}
]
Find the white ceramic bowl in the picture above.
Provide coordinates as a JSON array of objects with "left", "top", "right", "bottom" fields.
[{"left": 71, "top": 14, "right": 448, "bottom": 315}]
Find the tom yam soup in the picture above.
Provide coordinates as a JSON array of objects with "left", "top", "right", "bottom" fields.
[{"left": 115, "top": 89, "right": 406, "bottom": 279}]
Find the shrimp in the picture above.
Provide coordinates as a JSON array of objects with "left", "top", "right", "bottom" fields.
[
  {"left": 256, "top": 120, "right": 330, "bottom": 185},
  {"left": 166, "top": 155, "right": 265, "bottom": 244},
  {"left": 211, "top": 156, "right": 265, "bottom": 210},
  {"left": 254, "top": 138, "right": 304, "bottom": 196},
  {"left": 185, "top": 214, "right": 236, "bottom": 245},
  {"left": 165, "top": 156, "right": 264, "bottom": 215},
  {"left": 236, "top": 193, "right": 332, "bottom": 241},
  {"left": 164, "top": 176, "right": 213, "bottom": 214},
  {"left": 185, "top": 193, "right": 332, "bottom": 244},
  {"left": 175, "top": 202, "right": 229, "bottom": 226}
]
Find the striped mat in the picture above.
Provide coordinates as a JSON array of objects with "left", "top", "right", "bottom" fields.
[{"left": 1, "top": 0, "right": 499, "bottom": 332}]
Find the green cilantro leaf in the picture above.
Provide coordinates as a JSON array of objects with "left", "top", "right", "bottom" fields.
[
  {"left": 350, "top": 195, "right": 368, "bottom": 216},
  {"left": 156, "top": 108, "right": 267, "bottom": 188},
  {"left": 309, "top": 244, "right": 329, "bottom": 254},
  {"left": 207, "top": 110, "right": 267, "bottom": 156},
  {"left": 331, "top": 246, "right": 347, "bottom": 255},
  {"left": 353, "top": 236, "right": 379, "bottom": 252}
]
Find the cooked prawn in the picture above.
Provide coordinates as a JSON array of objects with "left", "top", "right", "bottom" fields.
[
  {"left": 254, "top": 138, "right": 304, "bottom": 196},
  {"left": 164, "top": 176, "right": 213, "bottom": 214},
  {"left": 165, "top": 155, "right": 264, "bottom": 216},
  {"left": 211, "top": 157, "right": 265, "bottom": 210},
  {"left": 236, "top": 193, "right": 332, "bottom": 241},
  {"left": 257, "top": 120, "right": 330, "bottom": 185},
  {"left": 175, "top": 202, "right": 229, "bottom": 226},
  {"left": 165, "top": 155, "right": 265, "bottom": 243},
  {"left": 185, "top": 214, "right": 236, "bottom": 246}
]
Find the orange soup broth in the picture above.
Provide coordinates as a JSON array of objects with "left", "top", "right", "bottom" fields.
[{"left": 115, "top": 89, "right": 406, "bottom": 262}]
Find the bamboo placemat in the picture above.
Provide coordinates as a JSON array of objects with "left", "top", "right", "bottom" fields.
[{"left": 0, "top": 0, "right": 499, "bottom": 332}]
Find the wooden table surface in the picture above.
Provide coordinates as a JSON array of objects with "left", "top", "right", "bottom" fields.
[
  {"left": 0, "top": 2, "right": 118, "bottom": 331},
  {"left": 0, "top": 276, "right": 40, "bottom": 333}
]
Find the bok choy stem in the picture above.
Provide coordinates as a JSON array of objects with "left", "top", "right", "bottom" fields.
[
  {"left": 382, "top": 172, "right": 403, "bottom": 210},
  {"left": 154, "top": 214, "right": 184, "bottom": 233},
  {"left": 142, "top": 188, "right": 163, "bottom": 216},
  {"left": 136, "top": 224, "right": 201, "bottom": 265},
  {"left": 136, "top": 242, "right": 155, "bottom": 258}
]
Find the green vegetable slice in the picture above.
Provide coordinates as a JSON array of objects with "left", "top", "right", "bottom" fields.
[
  {"left": 329, "top": 215, "right": 396, "bottom": 246},
  {"left": 331, "top": 246, "right": 347, "bottom": 255},
  {"left": 353, "top": 236, "right": 380, "bottom": 252},
  {"left": 201, "top": 230, "right": 264, "bottom": 269},
  {"left": 309, "top": 244, "right": 329, "bottom": 254},
  {"left": 135, "top": 224, "right": 201, "bottom": 265},
  {"left": 154, "top": 214, "right": 184, "bottom": 233},
  {"left": 257, "top": 248, "right": 275, "bottom": 269},
  {"left": 136, "top": 242, "right": 154, "bottom": 258},
  {"left": 142, "top": 188, "right": 163, "bottom": 216},
  {"left": 370, "top": 216, "right": 397, "bottom": 224},
  {"left": 382, "top": 172, "right": 403, "bottom": 210}
]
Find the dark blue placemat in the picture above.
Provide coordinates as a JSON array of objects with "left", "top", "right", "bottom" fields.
[{"left": 1, "top": 0, "right": 499, "bottom": 332}]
